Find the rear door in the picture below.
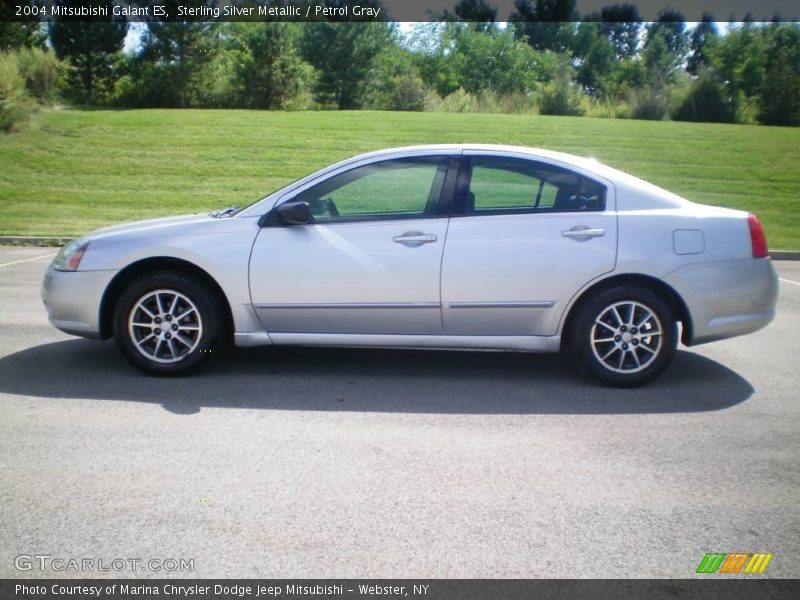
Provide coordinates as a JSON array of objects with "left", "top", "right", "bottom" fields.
[{"left": 440, "top": 152, "right": 617, "bottom": 336}]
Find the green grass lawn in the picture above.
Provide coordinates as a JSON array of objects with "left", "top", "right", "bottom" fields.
[{"left": 1, "top": 108, "right": 799, "bottom": 248}]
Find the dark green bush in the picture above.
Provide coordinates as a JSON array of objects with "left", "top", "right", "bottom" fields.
[
  {"left": 672, "top": 75, "right": 735, "bottom": 123},
  {"left": 15, "top": 47, "right": 61, "bottom": 103},
  {"left": 538, "top": 77, "right": 585, "bottom": 116},
  {"left": 630, "top": 85, "right": 670, "bottom": 121},
  {"left": 0, "top": 53, "right": 34, "bottom": 132}
]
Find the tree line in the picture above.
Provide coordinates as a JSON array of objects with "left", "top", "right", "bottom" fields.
[{"left": 1, "top": 0, "right": 799, "bottom": 132}]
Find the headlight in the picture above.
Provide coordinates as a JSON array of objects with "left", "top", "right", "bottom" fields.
[{"left": 52, "top": 239, "right": 90, "bottom": 271}]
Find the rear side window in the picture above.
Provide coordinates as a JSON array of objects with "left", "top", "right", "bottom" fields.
[{"left": 466, "top": 157, "right": 606, "bottom": 214}]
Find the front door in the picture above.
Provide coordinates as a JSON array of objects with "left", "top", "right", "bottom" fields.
[{"left": 249, "top": 156, "right": 454, "bottom": 335}]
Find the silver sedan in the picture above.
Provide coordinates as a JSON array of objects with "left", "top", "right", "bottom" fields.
[{"left": 42, "top": 145, "right": 778, "bottom": 385}]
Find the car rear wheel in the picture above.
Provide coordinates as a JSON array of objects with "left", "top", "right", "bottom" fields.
[
  {"left": 114, "top": 271, "right": 222, "bottom": 376},
  {"left": 569, "top": 286, "right": 677, "bottom": 386}
]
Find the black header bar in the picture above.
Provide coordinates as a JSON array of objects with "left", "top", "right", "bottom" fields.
[{"left": 3, "top": 1, "right": 799, "bottom": 23}]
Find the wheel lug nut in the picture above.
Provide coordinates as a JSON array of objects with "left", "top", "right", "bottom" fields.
[
  {"left": 620, "top": 325, "right": 626, "bottom": 332},
  {"left": 172, "top": 324, "right": 178, "bottom": 331},
  {"left": 614, "top": 336, "right": 620, "bottom": 342},
  {"left": 166, "top": 315, "right": 172, "bottom": 321},
  {"left": 633, "top": 339, "right": 639, "bottom": 346},
  {"left": 631, "top": 327, "right": 638, "bottom": 334},
  {"left": 154, "top": 328, "right": 161, "bottom": 335},
  {"left": 622, "top": 343, "right": 628, "bottom": 350},
  {"left": 155, "top": 317, "right": 161, "bottom": 324},
  {"left": 165, "top": 333, "right": 171, "bottom": 340}
]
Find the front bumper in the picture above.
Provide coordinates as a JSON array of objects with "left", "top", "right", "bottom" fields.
[
  {"left": 664, "top": 257, "right": 779, "bottom": 345},
  {"left": 41, "top": 267, "right": 117, "bottom": 339}
]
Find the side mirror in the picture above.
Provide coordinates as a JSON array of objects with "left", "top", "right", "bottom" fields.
[{"left": 260, "top": 201, "right": 312, "bottom": 227}]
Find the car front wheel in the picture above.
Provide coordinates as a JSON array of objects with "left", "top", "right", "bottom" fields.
[
  {"left": 114, "top": 271, "right": 222, "bottom": 376},
  {"left": 569, "top": 286, "right": 677, "bottom": 386}
]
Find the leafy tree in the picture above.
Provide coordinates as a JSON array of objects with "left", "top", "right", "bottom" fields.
[
  {"left": 299, "top": 3, "right": 392, "bottom": 109},
  {"left": 510, "top": 0, "right": 577, "bottom": 53},
  {"left": 48, "top": 1, "right": 127, "bottom": 103},
  {"left": 572, "top": 21, "right": 615, "bottom": 97},
  {"left": 134, "top": 1, "right": 220, "bottom": 107},
  {"left": 538, "top": 55, "right": 584, "bottom": 116},
  {"left": 641, "top": 9, "right": 686, "bottom": 88},
  {"left": 440, "top": 0, "right": 498, "bottom": 32},
  {"left": 0, "top": 1, "right": 47, "bottom": 50},
  {"left": 412, "top": 23, "right": 555, "bottom": 98},
  {"left": 450, "top": 26, "right": 546, "bottom": 94},
  {"left": 593, "top": 3, "right": 641, "bottom": 60},
  {"left": 227, "top": 22, "right": 306, "bottom": 109},
  {"left": 642, "top": 30, "right": 674, "bottom": 85},
  {"left": 710, "top": 22, "right": 766, "bottom": 118},
  {"left": 406, "top": 22, "right": 447, "bottom": 55},
  {"left": 0, "top": 18, "right": 46, "bottom": 52},
  {"left": 632, "top": 31, "right": 674, "bottom": 120},
  {"left": 407, "top": 23, "right": 461, "bottom": 97},
  {"left": 759, "top": 24, "right": 800, "bottom": 126},
  {"left": 606, "top": 56, "right": 645, "bottom": 98},
  {"left": 363, "top": 45, "right": 427, "bottom": 111},
  {"left": 686, "top": 12, "right": 718, "bottom": 76},
  {"left": 645, "top": 8, "right": 687, "bottom": 59}
]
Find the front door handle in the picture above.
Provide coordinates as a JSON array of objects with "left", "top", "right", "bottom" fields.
[
  {"left": 562, "top": 226, "right": 605, "bottom": 240},
  {"left": 393, "top": 231, "right": 438, "bottom": 247}
]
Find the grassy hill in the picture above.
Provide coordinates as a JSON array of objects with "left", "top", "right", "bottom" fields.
[{"left": 1, "top": 108, "right": 798, "bottom": 249}]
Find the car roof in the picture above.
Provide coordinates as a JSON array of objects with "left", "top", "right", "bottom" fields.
[{"left": 354, "top": 143, "right": 618, "bottom": 178}]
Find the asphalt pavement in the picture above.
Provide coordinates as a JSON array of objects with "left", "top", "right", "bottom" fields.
[{"left": 1, "top": 247, "right": 798, "bottom": 578}]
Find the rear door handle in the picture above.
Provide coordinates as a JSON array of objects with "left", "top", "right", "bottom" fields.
[
  {"left": 562, "top": 227, "right": 605, "bottom": 240},
  {"left": 393, "top": 232, "right": 438, "bottom": 247}
]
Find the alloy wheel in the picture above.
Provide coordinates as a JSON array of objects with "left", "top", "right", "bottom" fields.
[
  {"left": 590, "top": 300, "right": 663, "bottom": 375},
  {"left": 128, "top": 289, "right": 203, "bottom": 364}
]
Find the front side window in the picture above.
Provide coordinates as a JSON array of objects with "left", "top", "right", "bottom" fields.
[
  {"left": 293, "top": 157, "right": 449, "bottom": 222},
  {"left": 466, "top": 157, "right": 606, "bottom": 214}
]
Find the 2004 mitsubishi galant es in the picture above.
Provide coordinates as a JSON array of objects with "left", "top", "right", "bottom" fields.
[{"left": 42, "top": 145, "right": 778, "bottom": 385}]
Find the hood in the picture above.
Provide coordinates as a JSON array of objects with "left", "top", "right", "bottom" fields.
[{"left": 82, "top": 213, "right": 219, "bottom": 245}]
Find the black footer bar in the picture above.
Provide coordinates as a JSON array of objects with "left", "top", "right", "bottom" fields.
[{"left": 3, "top": 579, "right": 800, "bottom": 600}]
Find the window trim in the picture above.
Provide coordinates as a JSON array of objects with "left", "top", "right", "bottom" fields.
[{"left": 452, "top": 156, "right": 608, "bottom": 217}]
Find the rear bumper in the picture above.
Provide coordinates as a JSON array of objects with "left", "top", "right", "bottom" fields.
[
  {"left": 664, "top": 257, "right": 778, "bottom": 345},
  {"left": 41, "top": 267, "right": 117, "bottom": 339}
]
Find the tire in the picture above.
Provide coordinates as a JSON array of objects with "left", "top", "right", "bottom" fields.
[
  {"left": 113, "top": 271, "right": 224, "bottom": 376},
  {"left": 568, "top": 286, "right": 677, "bottom": 387}
]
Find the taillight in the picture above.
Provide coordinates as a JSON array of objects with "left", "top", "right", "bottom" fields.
[{"left": 748, "top": 213, "right": 769, "bottom": 258}]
